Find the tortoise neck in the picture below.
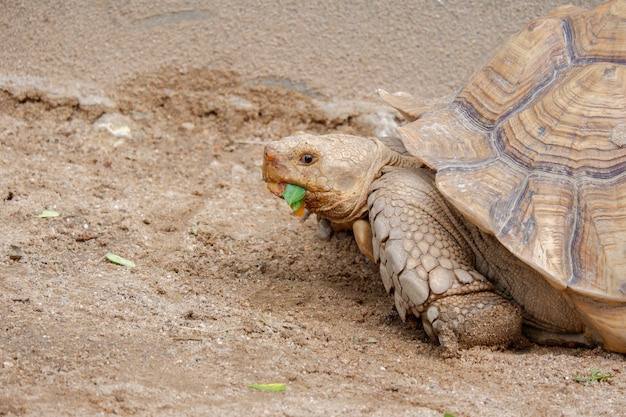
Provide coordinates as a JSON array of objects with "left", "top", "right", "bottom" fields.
[
  {"left": 376, "top": 140, "right": 424, "bottom": 170},
  {"left": 387, "top": 151, "right": 424, "bottom": 169}
]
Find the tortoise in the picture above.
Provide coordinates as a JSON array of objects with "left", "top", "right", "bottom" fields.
[{"left": 262, "top": 0, "right": 626, "bottom": 354}]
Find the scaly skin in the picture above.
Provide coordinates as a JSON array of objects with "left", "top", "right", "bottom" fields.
[{"left": 263, "top": 133, "right": 589, "bottom": 354}]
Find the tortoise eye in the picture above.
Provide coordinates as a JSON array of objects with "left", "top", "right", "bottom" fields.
[{"left": 299, "top": 154, "right": 315, "bottom": 164}]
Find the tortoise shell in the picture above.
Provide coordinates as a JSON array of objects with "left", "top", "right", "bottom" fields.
[{"left": 381, "top": 0, "right": 626, "bottom": 302}]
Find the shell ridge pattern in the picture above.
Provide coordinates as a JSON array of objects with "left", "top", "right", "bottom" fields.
[
  {"left": 435, "top": 156, "right": 530, "bottom": 233},
  {"left": 488, "top": 163, "right": 532, "bottom": 236},
  {"left": 450, "top": 14, "right": 571, "bottom": 131},
  {"left": 568, "top": 0, "right": 626, "bottom": 65},
  {"left": 457, "top": 57, "right": 570, "bottom": 136},
  {"left": 489, "top": 65, "right": 564, "bottom": 133},
  {"left": 450, "top": 101, "right": 492, "bottom": 133},
  {"left": 570, "top": 172, "right": 626, "bottom": 298},
  {"left": 570, "top": 185, "right": 588, "bottom": 289},
  {"left": 498, "top": 172, "right": 576, "bottom": 283},
  {"left": 493, "top": 64, "right": 626, "bottom": 179},
  {"left": 562, "top": 16, "right": 578, "bottom": 65}
]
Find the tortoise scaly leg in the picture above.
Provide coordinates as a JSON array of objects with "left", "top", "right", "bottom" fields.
[{"left": 368, "top": 167, "right": 522, "bottom": 353}]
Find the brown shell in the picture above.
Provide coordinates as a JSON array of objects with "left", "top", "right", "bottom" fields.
[{"left": 386, "top": 0, "right": 626, "bottom": 301}]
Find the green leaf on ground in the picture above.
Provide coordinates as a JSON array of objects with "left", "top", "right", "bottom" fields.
[
  {"left": 37, "top": 210, "right": 60, "bottom": 218},
  {"left": 105, "top": 252, "right": 136, "bottom": 268},
  {"left": 573, "top": 368, "right": 614, "bottom": 384},
  {"left": 247, "top": 383, "right": 287, "bottom": 392}
]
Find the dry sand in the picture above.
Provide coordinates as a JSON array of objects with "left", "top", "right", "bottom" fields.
[{"left": 1, "top": 1, "right": 624, "bottom": 416}]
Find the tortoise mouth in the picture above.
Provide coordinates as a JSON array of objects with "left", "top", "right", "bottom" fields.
[
  {"left": 265, "top": 181, "right": 286, "bottom": 198},
  {"left": 262, "top": 151, "right": 290, "bottom": 198}
]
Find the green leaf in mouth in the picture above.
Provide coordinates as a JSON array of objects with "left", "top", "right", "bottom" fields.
[{"left": 282, "top": 184, "right": 306, "bottom": 213}]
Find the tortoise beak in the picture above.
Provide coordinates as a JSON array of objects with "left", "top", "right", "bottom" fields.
[
  {"left": 266, "top": 181, "right": 285, "bottom": 197},
  {"left": 262, "top": 144, "right": 288, "bottom": 197}
]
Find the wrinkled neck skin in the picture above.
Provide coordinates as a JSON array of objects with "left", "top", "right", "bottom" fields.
[{"left": 312, "top": 137, "right": 423, "bottom": 225}]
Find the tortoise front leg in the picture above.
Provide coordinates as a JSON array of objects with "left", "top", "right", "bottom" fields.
[{"left": 368, "top": 167, "right": 522, "bottom": 353}]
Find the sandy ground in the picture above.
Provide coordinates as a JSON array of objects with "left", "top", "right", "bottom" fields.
[{"left": 1, "top": 1, "right": 625, "bottom": 416}]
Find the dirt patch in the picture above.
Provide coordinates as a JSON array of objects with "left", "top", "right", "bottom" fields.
[{"left": 1, "top": 67, "right": 625, "bottom": 417}]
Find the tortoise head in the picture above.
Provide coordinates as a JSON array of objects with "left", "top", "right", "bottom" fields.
[{"left": 262, "top": 133, "right": 389, "bottom": 223}]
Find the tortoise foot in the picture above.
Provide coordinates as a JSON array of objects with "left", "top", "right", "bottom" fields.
[{"left": 423, "top": 292, "right": 523, "bottom": 353}]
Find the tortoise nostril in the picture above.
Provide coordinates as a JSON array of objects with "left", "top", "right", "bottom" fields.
[{"left": 264, "top": 150, "right": 275, "bottom": 161}]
